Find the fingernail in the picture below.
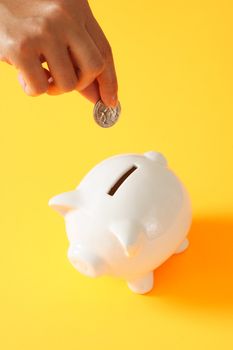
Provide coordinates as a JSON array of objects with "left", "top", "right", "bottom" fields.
[
  {"left": 18, "top": 73, "right": 26, "bottom": 91},
  {"left": 24, "top": 84, "right": 33, "bottom": 96}
]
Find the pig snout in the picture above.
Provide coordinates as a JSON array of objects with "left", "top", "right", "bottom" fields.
[{"left": 67, "top": 245, "right": 107, "bottom": 278}]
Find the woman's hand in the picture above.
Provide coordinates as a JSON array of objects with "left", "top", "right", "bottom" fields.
[{"left": 0, "top": 0, "right": 118, "bottom": 106}]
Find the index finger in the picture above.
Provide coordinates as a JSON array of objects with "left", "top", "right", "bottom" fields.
[{"left": 97, "top": 55, "right": 118, "bottom": 107}]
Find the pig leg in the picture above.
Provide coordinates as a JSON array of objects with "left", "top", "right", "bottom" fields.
[
  {"left": 127, "top": 272, "right": 154, "bottom": 294},
  {"left": 175, "top": 238, "right": 189, "bottom": 254}
]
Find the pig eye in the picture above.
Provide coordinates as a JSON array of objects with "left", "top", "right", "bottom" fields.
[{"left": 108, "top": 165, "right": 138, "bottom": 196}]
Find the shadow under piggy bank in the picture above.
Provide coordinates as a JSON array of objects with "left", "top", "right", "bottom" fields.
[{"left": 148, "top": 216, "right": 233, "bottom": 313}]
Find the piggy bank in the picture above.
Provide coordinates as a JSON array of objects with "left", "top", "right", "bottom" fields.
[{"left": 49, "top": 151, "right": 192, "bottom": 294}]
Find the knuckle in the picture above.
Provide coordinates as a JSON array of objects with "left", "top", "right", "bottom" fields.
[
  {"left": 13, "top": 37, "right": 32, "bottom": 56},
  {"left": 46, "top": 2, "right": 66, "bottom": 19},
  {"left": 26, "top": 4, "right": 67, "bottom": 41},
  {"left": 60, "top": 79, "right": 77, "bottom": 92},
  {"left": 5, "top": 39, "right": 19, "bottom": 57},
  {"left": 5, "top": 39, "right": 15, "bottom": 54},
  {"left": 88, "top": 57, "right": 105, "bottom": 76},
  {"left": 32, "top": 18, "right": 52, "bottom": 38}
]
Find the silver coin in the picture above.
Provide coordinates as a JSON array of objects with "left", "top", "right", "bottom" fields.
[{"left": 93, "top": 99, "right": 121, "bottom": 128}]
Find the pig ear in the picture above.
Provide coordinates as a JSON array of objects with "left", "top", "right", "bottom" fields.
[
  {"left": 110, "top": 220, "right": 145, "bottom": 257},
  {"left": 144, "top": 151, "right": 167, "bottom": 166},
  {"left": 48, "top": 190, "right": 79, "bottom": 216}
]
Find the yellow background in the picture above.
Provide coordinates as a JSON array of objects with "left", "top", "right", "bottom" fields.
[{"left": 0, "top": 0, "right": 233, "bottom": 349}]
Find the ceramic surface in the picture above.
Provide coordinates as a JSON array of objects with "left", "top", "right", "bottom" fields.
[{"left": 49, "top": 151, "right": 192, "bottom": 294}]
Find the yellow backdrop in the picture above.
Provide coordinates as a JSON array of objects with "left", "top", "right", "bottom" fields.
[{"left": 0, "top": 1, "right": 232, "bottom": 349}]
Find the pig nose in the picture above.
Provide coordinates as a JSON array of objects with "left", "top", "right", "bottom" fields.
[{"left": 67, "top": 245, "right": 107, "bottom": 278}]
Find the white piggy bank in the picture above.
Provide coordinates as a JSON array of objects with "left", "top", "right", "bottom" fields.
[{"left": 49, "top": 151, "right": 192, "bottom": 294}]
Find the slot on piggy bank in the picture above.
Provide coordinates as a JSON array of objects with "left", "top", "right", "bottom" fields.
[{"left": 49, "top": 151, "right": 192, "bottom": 294}]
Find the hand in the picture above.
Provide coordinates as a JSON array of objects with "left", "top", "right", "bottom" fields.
[{"left": 0, "top": 0, "right": 118, "bottom": 106}]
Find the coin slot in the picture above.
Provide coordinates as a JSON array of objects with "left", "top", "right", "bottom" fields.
[{"left": 108, "top": 165, "right": 138, "bottom": 196}]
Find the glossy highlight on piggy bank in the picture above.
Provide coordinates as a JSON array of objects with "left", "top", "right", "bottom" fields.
[{"left": 49, "top": 151, "right": 192, "bottom": 294}]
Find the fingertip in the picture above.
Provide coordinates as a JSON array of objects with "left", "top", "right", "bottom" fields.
[
  {"left": 97, "top": 67, "right": 118, "bottom": 107},
  {"left": 18, "top": 67, "right": 50, "bottom": 96},
  {"left": 100, "top": 94, "right": 118, "bottom": 108},
  {"left": 18, "top": 72, "right": 26, "bottom": 91},
  {"left": 24, "top": 85, "right": 36, "bottom": 96},
  {"left": 18, "top": 73, "right": 34, "bottom": 96},
  {"left": 111, "top": 95, "right": 118, "bottom": 107}
]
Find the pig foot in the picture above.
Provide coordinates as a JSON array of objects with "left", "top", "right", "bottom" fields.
[
  {"left": 127, "top": 272, "right": 154, "bottom": 294},
  {"left": 175, "top": 238, "right": 189, "bottom": 254}
]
